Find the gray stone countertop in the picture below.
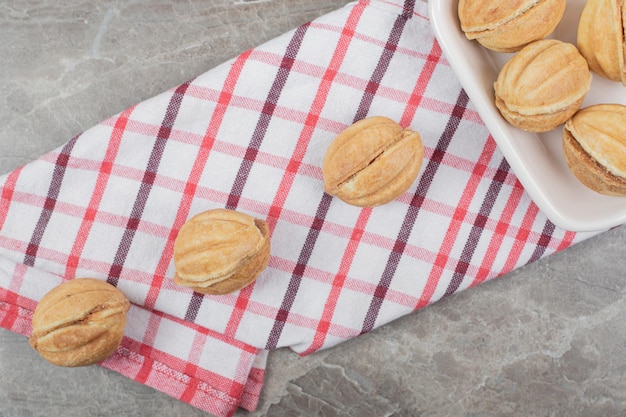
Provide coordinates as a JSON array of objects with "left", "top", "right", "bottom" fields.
[{"left": 1, "top": 1, "right": 626, "bottom": 416}]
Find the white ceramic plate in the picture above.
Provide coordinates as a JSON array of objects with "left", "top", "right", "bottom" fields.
[{"left": 428, "top": 0, "right": 626, "bottom": 232}]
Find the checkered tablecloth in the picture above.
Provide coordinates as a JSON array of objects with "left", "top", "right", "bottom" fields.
[{"left": 0, "top": 0, "right": 602, "bottom": 415}]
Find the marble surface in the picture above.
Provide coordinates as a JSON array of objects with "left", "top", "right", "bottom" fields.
[{"left": 2, "top": 1, "right": 626, "bottom": 416}]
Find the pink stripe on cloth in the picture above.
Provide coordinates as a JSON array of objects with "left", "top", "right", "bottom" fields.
[{"left": 0, "top": 0, "right": 606, "bottom": 415}]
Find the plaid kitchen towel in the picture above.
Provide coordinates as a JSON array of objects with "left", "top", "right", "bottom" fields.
[{"left": 0, "top": 0, "right": 604, "bottom": 415}]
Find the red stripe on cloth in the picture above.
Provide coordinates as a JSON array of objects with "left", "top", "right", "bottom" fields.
[
  {"left": 302, "top": 208, "right": 372, "bottom": 355},
  {"left": 557, "top": 230, "right": 577, "bottom": 251},
  {"left": 309, "top": 9, "right": 432, "bottom": 58},
  {"left": 223, "top": 284, "right": 254, "bottom": 340},
  {"left": 0, "top": 263, "right": 29, "bottom": 329},
  {"left": 239, "top": 365, "right": 266, "bottom": 412},
  {"left": 203, "top": 263, "right": 349, "bottom": 331},
  {"left": 264, "top": 3, "right": 366, "bottom": 234},
  {"left": 183, "top": 348, "right": 251, "bottom": 400},
  {"left": 177, "top": 50, "right": 252, "bottom": 299},
  {"left": 184, "top": 80, "right": 349, "bottom": 134},
  {"left": 0, "top": 234, "right": 161, "bottom": 288},
  {"left": 300, "top": 1, "right": 417, "bottom": 353},
  {"left": 0, "top": 167, "right": 23, "bottom": 230},
  {"left": 231, "top": 343, "right": 261, "bottom": 404},
  {"left": 0, "top": 294, "right": 34, "bottom": 337},
  {"left": 359, "top": 40, "right": 446, "bottom": 333},
  {"left": 150, "top": 50, "right": 253, "bottom": 317},
  {"left": 180, "top": 378, "right": 201, "bottom": 409},
  {"left": 414, "top": 101, "right": 492, "bottom": 308},
  {"left": 246, "top": 47, "right": 484, "bottom": 124},
  {"left": 35, "top": 139, "right": 510, "bottom": 243},
  {"left": 63, "top": 121, "right": 505, "bottom": 208},
  {"left": 260, "top": 3, "right": 368, "bottom": 350},
  {"left": 180, "top": 329, "right": 208, "bottom": 403},
  {"left": 404, "top": 90, "right": 470, "bottom": 312},
  {"left": 65, "top": 106, "right": 134, "bottom": 279},
  {"left": 443, "top": 146, "right": 507, "bottom": 297},
  {"left": 400, "top": 40, "right": 441, "bottom": 127},
  {"left": 1, "top": 198, "right": 475, "bottom": 315},
  {"left": 289, "top": 0, "right": 418, "bottom": 348},
  {"left": 498, "top": 199, "right": 541, "bottom": 275},
  {"left": 469, "top": 156, "right": 524, "bottom": 286},
  {"left": 134, "top": 312, "right": 164, "bottom": 384}
]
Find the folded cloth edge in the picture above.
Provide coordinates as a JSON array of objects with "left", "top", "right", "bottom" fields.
[{"left": 0, "top": 254, "right": 265, "bottom": 417}]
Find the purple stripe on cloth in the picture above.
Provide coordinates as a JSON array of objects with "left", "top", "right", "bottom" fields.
[
  {"left": 443, "top": 157, "right": 510, "bottom": 297},
  {"left": 528, "top": 220, "right": 556, "bottom": 263},
  {"left": 361, "top": 88, "right": 470, "bottom": 334},
  {"left": 24, "top": 135, "right": 79, "bottom": 267},
  {"left": 107, "top": 81, "right": 191, "bottom": 287},
  {"left": 353, "top": 0, "right": 415, "bottom": 121},
  {"left": 183, "top": 24, "right": 311, "bottom": 324},
  {"left": 265, "top": 2, "right": 415, "bottom": 349},
  {"left": 184, "top": 292, "right": 204, "bottom": 322},
  {"left": 265, "top": 193, "right": 333, "bottom": 350},
  {"left": 226, "top": 23, "right": 310, "bottom": 211}
]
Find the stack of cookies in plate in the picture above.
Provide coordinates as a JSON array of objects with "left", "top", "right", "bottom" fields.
[{"left": 458, "top": 0, "right": 626, "bottom": 196}]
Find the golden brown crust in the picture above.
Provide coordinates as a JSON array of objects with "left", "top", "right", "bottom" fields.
[
  {"left": 459, "top": 0, "right": 566, "bottom": 52},
  {"left": 562, "top": 104, "right": 626, "bottom": 196},
  {"left": 29, "top": 278, "right": 130, "bottom": 367},
  {"left": 459, "top": 0, "right": 538, "bottom": 33},
  {"left": 577, "top": 0, "right": 626, "bottom": 84},
  {"left": 494, "top": 39, "right": 592, "bottom": 132},
  {"left": 173, "top": 209, "right": 271, "bottom": 295},
  {"left": 322, "top": 116, "right": 424, "bottom": 207},
  {"left": 563, "top": 127, "right": 626, "bottom": 195},
  {"left": 495, "top": 96, "right": 585, "bottom": 133},
  {"left": 323, "top": 116, "right": 402, "bottom": 194}
]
